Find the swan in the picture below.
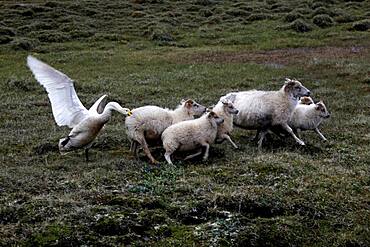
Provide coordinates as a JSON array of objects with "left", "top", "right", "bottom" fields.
[{"left": 27, "top": 55, "right": 131, "bottom": 161}]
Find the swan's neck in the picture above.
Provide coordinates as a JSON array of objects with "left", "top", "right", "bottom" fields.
[{"left": 100, "top": 102, "right": 122, "bottom": 122}]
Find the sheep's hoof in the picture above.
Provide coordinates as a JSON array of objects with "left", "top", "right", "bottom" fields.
[
  {"left": 299, "top": 141, "right": 305, "bottom": 146},
  {"left": 150, "top": 159, "right": 160, "bottom": 166}
]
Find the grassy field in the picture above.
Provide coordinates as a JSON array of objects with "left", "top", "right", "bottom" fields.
[{"left": 1, "top": 0, "right": 370, "bottom": 246}]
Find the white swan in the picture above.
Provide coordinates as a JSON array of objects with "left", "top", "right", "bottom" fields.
[{"left": 27, "top": 55, "right": 131, "bottom": 161}]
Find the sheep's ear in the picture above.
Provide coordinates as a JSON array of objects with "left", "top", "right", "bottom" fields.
[
  {"left": 208, "top": 111, "right": 216, "bottom": 118},
  {"left": 225, "top": 93, "right": 236, "bottom": 103},
  {"left": 284, "top": 78, "right": 292, "bottom": 84},
  {"left": 315, "top": 102, "right": 323, "bottom": 110},
  {"left": 221, "top": 98, "right": 228, "bottom": 105},
  {"left": 284, "top": 80, "right": 295, "bottom": 92},
  {"left": 184, "top": 99, "right": 194, "bottom": 108}
]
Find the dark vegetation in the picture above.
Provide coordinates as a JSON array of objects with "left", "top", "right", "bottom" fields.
[{"left": 1, "top": 0, "right": 370, "bottom": 246}]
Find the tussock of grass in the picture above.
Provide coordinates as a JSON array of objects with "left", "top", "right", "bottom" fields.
[
  {"left": 279, "top": 19, "right": 313, "bottom": 32},
  {"left": 313, "top": 14, "right": 335, "bottom": 28},
  {"left": 352, "top": 19, "right": 370, "bottom": 31}
]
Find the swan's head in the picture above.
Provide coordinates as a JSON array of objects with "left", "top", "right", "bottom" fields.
[
  {"left": 105, "top": 102, "right": 132, "bottom": 116},
  {"left": 121, "top": 108, "right": 132, "bottom": 117}
]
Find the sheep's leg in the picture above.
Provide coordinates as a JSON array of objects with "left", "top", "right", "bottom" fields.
[
  {"left": 164, "top": 151, "right": 173, "bottom": 165},
  {"left": 202, "top": 143, "right": 210, "bottom": 161},
  {"left": 133, "top": 141, "right": 140, "bottom": 157},
  {"left": 252, "top": 129, "right": 260, "bottom": 142},
  {"left": 137, "top": 136, "right": 158, "bottom": 164},
  {"left": 130, "top": 141, "right": 140, "bottom": 158},
  {"left": 130, "top": 141, "right": 135, "bottom": 152},
  {"left": 184, "top": 149, "right": 203, "bottom": 160},
  {"left": 215, "top": 138, "right": 225, "bottom": 144},
  {"left": 269, "top": 127, "right": 286, "bottom": 139},
  {"left": 143, "top": 142, "right": 158, "bottom": 164},
  {"left": 281, "top": 124, "right": 305, "bottom": 146},
  {"left": 294, "top": 128, "right": 301, "bottom": 139},
  {"left": 222, "top": 134, "right": 238, "bottom": 149},
  {"left": 257, "top": 130, "right": 267, "bottom": 151},
  {"left": 314, "top": 128, "right": 327, "bottom": 141}
]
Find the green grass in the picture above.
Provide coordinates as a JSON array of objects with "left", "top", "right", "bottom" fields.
[{"left": 1, "top": 0, "right": 370, "bottom": 246}]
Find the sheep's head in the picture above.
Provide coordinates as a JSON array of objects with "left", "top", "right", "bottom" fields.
[
  {"left": 299, "top": 96, "right": 314, "bottom": 105},
  {"left": 182, "top": 99, "right": 207, "bottom": 116},
  {"left": 284, "top": 78, "right": 310, "bottom": 98},
  {"left": 208, "top": 111, "right": 224, "bottom": 125},
  {"left": 221, "top": 98, "right": 239, "bottom": 115},
  {"left": 315, "top": 101, "right": 330, "bottom": 119}
]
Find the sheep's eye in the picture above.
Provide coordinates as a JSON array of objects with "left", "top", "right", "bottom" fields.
[{"left": 194, "top": 104, "right": 198, "bottom": 107}]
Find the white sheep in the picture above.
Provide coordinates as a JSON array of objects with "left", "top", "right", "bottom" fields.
[
  {"left": 225, "top": 78, "right": 311, "bottom": 149},
  {"left": 125, "top": 99, "right": 206, "bottom": 164},
  {"left": 162, "top": 111, "right": 224, "bottom": 165},
  {"left": 289, "top": 101, "right": 330, "bottom": 141},
  {"left": 212, "top": 96, "right": 239, "bottom": 148}
]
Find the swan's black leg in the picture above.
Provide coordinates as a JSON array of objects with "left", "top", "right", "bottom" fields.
[{"left": 85, "top": 148, "right": 89, "bottom": 162}]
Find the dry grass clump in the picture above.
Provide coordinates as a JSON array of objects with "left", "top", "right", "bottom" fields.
[
  {"left": 284, "top": 11, "right": 306, "bottom": 22},
  {"left": 10, "top": 37, "right": 39, "bottom": 50},
  {"left": 351, "top": 19, "right": 370, "bottom": 31},
  {"left": 313, "top": 14, "right": 335, "bottom": 28},
  {"left": 280, "top": 19, "right": 313, "bottom": 32}
]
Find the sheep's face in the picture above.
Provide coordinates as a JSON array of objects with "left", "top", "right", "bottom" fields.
[
  {"left": 208, "top": 111, "right": 224, "bottom": 125},
  {"left": 284, "top": 78, "right": 310, "bottom": 98},
  {"left": 183, "top": 99, "right": 207, "bottom": 116},
  {"left": 299, "top": 96, "right": 314, "bottom": 105},
  {"left": 221, "top": 98, "right": 239, "bottom": 115},
  {"left": 315, "top": 101, "right": 330, "bottom": 119}
]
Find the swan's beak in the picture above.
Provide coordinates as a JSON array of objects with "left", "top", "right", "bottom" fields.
[{"left": 127, "top": 110, "right": 132, "bottom": 117}]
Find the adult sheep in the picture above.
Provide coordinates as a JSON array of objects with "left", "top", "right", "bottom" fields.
[
  {"left": 125, "top": 99, "right": 206, "bottom": 164},
  {"left": 225, "top": 78, "right": 311, "bottom": 149}
]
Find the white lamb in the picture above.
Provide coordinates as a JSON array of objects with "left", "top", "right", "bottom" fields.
[
  {"left": 162, "top": 111, "right": 224, "bottom": 165},
  {"left": 212, "top": 96, "right": 239, "bottom": 148},
  {"left": 289, "top": 100, "right": 330, "bottom": 141},
  {"left": 225, "top": 78, "right": 311, "bottom": 149},
  {"left": 125, "top": 99, "right": 206, "bottom": 164}
]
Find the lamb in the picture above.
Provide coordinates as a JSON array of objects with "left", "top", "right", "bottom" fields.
[
  {"left": 212, "top": 96, "right": 239, "bottom": 148},
  {"left": 289, "top": 101, "right": 330, "bottom": 141},
  {"left": 225, "top": 78, "right": 311, "bottom": 149},
  {"left": 162, "top": 111, "right": 224, "bottom": 165},
  {"left": 125, "top": 99, "right": 206, "bottom": 164}
]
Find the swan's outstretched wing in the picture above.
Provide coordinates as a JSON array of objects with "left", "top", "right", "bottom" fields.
[
  {"left": 27, "top": 55, "right": 90, "bottom": 128},
  {"left": 89, "top": 94, "right": 108, "bottom": 114}
]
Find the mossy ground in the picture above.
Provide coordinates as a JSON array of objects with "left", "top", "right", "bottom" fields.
[{"left": 1, "top": 0, "right": 370, "bottom": 246}]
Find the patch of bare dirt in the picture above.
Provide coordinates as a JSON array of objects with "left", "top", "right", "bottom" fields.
[{"left": 171, "top": 46, "right": 369, "bottom": 66}]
